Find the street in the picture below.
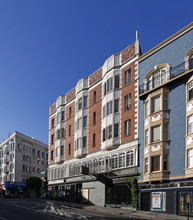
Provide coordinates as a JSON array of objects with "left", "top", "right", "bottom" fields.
[{"left": 0, "top": 198, "right": 145, "bottom": 220}]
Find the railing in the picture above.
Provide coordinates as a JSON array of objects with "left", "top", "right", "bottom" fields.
[{"left": 139, "top": 61, "right": 192, "bottom": 95}]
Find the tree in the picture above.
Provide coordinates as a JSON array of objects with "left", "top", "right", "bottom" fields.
[
  {"left": 26, "top": 177, "right": 42, "bottom": 196},
  {"left": 126, "top": 176, "right": 139, "bottom": 208}
]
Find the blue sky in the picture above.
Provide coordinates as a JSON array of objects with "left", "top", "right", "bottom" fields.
[{"left": 0, "top": 0, "right": 192, "bottom": 144}]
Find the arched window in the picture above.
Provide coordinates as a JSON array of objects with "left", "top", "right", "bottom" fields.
[
  {"left": 99, "top": 158, "right": 105, "bottom": 172},
  {"left": 145, "top": 64, "right": 170, "bottom": 90},
  {"left": 105, "top": 156, "right": 111, "bottom": 171},
  {"left": 119, "top": 152, "right": 126, "bottom": 168},
  {"left": 127, "top": 150, "right": 134, "bottom": 167},
  {"left": 111, "top": 154, "right": 118, "bottom": 170},
  {"left": 185, "top": 47, "right": 193, "bottom": 70}
]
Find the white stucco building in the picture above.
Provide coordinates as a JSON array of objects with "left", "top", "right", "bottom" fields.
[{"left": 0, "top": 131, "right": 48, "bottom": 188}]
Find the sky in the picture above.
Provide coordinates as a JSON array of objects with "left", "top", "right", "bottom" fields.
[{"left": 0, "top": 0, "right": 192, "bottom": 145}]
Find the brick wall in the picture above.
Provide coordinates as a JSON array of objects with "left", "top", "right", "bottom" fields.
[{"left": 88, "top": 83, "right": 102, "bottom": 153}]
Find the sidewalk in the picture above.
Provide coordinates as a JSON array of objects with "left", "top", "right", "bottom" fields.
[{"left": 50, "top": 199, "right": 193, "bottom": 220}]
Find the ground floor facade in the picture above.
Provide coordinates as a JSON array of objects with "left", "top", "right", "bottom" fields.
[
  {"left": 48, "top": 140, "right": 138, "bottom": 206},
  {"left": 139, "top": 180, "right": 193, "bottom": 216}
]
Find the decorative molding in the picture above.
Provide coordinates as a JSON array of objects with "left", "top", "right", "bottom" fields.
[
  {"left": 164, "top": 143, "right": 169, "bottom": 150},
  {"left": 151, "top": 144, "right": 161, "bottom": 152},
  {"left": 145, "top": 118, "right": 149, "bottom": 127},
  {"left": 187, "top": 101, "right": 193, "bottom": 112},
  {"left": 151, "top": 113, "right": 161, "bottom": 122},
  {"left": 187, "top": 135, "right": 193, "bottom": 145},
  {"left": 164, "top": 112, "right": 169, "bottom": 119},
  {"left": 144, "top": 147, "right": 149, "bottom": 154}
]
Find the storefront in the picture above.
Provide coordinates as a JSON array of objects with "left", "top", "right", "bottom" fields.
[{"left": 140, "top": 182, "right": 193, "bottom": 216}]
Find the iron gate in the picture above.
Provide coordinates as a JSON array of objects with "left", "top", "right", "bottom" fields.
[
  {"left": 105, "top": 183, "right": 132, "bottom": 207},
  {"left": 177, "top": 191, "right": 193, "bottom": 216}
]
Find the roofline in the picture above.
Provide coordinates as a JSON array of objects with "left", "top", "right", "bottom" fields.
[
  {"left": 0, "top": 131, "right": 48, "bottom": 147},
  {"left": 139, "top": 22, "right": 193, "bottom": 62}
]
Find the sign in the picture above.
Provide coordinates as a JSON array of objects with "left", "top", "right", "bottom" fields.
[
  {"left": 41, "top": 171, "right": 46, "bottom": 175},
  {"left": 152, "top": 192, "right": 162, "bottom": 209}
]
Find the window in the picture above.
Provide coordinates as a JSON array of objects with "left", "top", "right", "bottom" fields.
[
  {"left": 69, "top": 107, "right": 72, "bottom": 118},
  {"left": 103, "top": 106, "right": 106, "bottom": 118},
  {"left": 112, "top": 154, "right": 118, "bottom": 169},
  {"left": 148, "top": 68, "right": 167, "bottom": 89},
  {"left": 57, "top": 129, "right": 60, "bottom": 140},
  {"left": 106, "top": 77, "right": 113, "bottom": 93},
  {"left": 78, "top": 98, "right": 82, "bottom": 110},
  {"left": 93, "top": 91, "right": 96, "bottom": 104},
  {"left": 126, "top": 150, "right": 134, "bottom": 166},
  {"left": 69, "top": 125, "right": 71, "bottom": 136},
  {"left": 124, "top": 119, "right": 131, "bottom": 136},
  {"left": 93, "top": 133, "right": 96, "bottom": 147},
  {"left": 69, "top": 144, "right": 71, "bottom": 155},
  {"left": 83, "top": 116, "right": 87, "bottom": 127},
  {"left": 103, "top": 129, "right": 106, "bottom": 142},
  {"left": 76, "top": 138, "right": 81, "bottom": 150},
  {"left": 55, "top": 147, "right": 59, "bottom": 157},
  {"left": 61, "top": 128, "right": 65, "bottom": 138},
  {"left": 163, "top": 155, "right": 168, "bottom": 171},
  {"left": 83, "top": 137, "right": 87, "bottom": 148},
  {"left": 107, "top": 125, "right": 112, "bottom": 139},
  {"left": 145, "top": 158, "right": 148, "bottom": 173},
  {"left": 114, "top": 75, "right": 120, "bottom": 89},
  {"left": 151, "top": 96, "right": 160, "bottom": 113},
  {"left": 145, "top": 100, "right": 149, "bottom": 117},
  {"left": 151, "top": 125, "right": 160, "bottom": 143},
  {"left": 125, "top": 94, "right": 131, "bottom": 111},
  {"left": 107, "top": 101, "right": 112, "bottom": 116},
  {"left": 163, "top": 94, "right": 168, "bottom": 110},
  {"left": 151, "top": 156, "right": 160, "bottom": 172},
  {"left": 77, "top": 118, "right": 82, "bottom": 130},
  {"left": 104, "top": 77, "right": 113, "bottom": 96},
  {"left": 114, "top": 124, "right": 119, "bottom": 138},
  {"left": 57, "top": 112, "right": 61, "bottom": 124},
  {"left": 51, "top": 119, "right": 55, "bottom": 129},
  {"left": 60, "top": 146, "right": 64, "bottom": 156},
  {"left": 51, "top": 134, "right": 54, "bottom": 145},
  {"left": 188, "top": 115, "right": 193, "bottom": 134},
  {"left": 103, "top": 125, "right": 113, "bottom": 141},
  {"left": 125, "top": 69, "right": 131, "bottom": 85},
  {"left": 119, "top": 152, "right": 125, "bottom": 168},
  {"left": 188, "top": 81, "right": 193, "bottom": 101},
  {"left": 163, "top": 124, "right": 168, "bottom": 140},
  {"left": 51, "top": 150, "right": 54, "bottom": 161},
  {"left": 83, "top": 96, "right": 88, "bottom": 107},
  {"left": 188, "top": 149, "right": 193, "bottom": 168},
  {"left": 93, "top": 112, "right": 96, "bottom": 125},
  {"left": 61, "top": 111, "right": 65, "bottom": 121},
  {"left": 114, "top": 99, "right": 119, "bottom": 113},
  {"left": 145, "top": 129, "right": 149, "bottom": 145}
]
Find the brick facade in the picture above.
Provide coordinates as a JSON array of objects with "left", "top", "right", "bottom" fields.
[{"left": 88, "top": 84, "right": 102, "bottom": 153}]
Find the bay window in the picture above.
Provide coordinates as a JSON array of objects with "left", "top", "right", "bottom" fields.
[
  {"left": 151, "top": 155, "right": 160, "bottom": 172},
  {"left": 151, "top": 125, "right": 160, "bottom": 143}
]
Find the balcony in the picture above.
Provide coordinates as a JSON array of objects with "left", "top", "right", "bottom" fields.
[
  {"left": 4, "top": 156, "right": 9, "bottom": 164},
  {"left": 139, "top": 61, "right": 193, "bottom": 99},
  {"left": 74, "top": 147, "right": 87, "bottom": 159},
  {"left": 55, "top": 155, "right": 64, "bottom": 164},
  {"left": 4, "top": 165, "right": 10, "bottom": 173},
  {"left": 4, "top": 146, "right": 10, "bottom": 155}
]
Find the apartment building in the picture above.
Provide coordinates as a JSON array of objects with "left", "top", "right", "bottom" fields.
[
  {"left": 138, "top": 22, "right": 193, "bottom": 214},
  {"left": 48, "top": 32, "right": 141, "bottom": 206},
  {"left": 0, "top": 131, "right": 48, "bottom": 188}
]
